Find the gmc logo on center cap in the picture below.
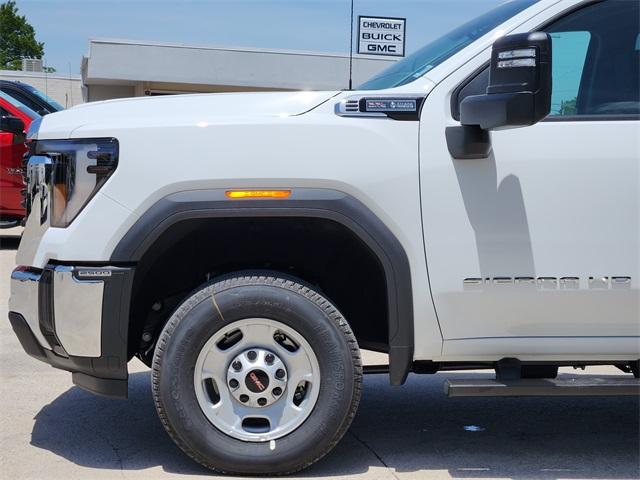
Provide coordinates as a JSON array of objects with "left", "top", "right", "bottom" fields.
[{"left": 249, "top": 372, "right": 266, "bottom": 391}]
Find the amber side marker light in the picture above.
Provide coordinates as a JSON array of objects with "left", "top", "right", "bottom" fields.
[{"left": 225, "top": 190, "right": 292, "bottom": 199}]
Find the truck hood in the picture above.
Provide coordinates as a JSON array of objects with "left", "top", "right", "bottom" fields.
[{"left": 37, "top": 90, "right": 340, "bottom": 139}]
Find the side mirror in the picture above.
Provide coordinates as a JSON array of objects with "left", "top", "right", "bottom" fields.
[
  {"left": 460, "top": 32, "right": 552, "bottom": 130},
  {"left": 0, "top": 115, "right": 26, "bottom": 136}
]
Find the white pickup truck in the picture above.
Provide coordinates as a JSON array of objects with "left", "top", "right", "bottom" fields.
[{"left": 7, "top": 0, "right": 639, "bottom": 475}]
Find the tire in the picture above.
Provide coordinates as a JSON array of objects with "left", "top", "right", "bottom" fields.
[{"left": 151, "top": 273, "right": 362, "bottom": 475}]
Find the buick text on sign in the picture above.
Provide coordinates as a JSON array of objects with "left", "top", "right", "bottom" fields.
[{"left": 358, "top": 16, "right": 406, "bottom": 57}]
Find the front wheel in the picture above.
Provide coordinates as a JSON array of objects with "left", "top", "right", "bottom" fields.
[{"left": 151, "top": 273, "right": 362, "bottom": 475}]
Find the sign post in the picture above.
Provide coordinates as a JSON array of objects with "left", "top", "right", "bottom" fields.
[{"left": 357, "top": 16, "right": 406, "bottom": 57}]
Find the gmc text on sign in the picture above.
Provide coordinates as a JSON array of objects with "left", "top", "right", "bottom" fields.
[{"left": 357, "top": 16, "right": 406, "bottom": 57}]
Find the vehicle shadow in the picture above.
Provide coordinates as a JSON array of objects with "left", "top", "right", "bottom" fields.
[
  {"left": 452, "top": 151, "right": 535, "bottom": 278},
  {"left": 30, "top": 371, "right": 639, "bottom": 479}
]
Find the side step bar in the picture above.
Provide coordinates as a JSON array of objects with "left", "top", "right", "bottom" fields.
[{"left": 445, "top": 377, "right": 640, "bottom": 397}]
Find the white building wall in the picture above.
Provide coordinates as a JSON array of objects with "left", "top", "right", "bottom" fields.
[
  {"left": 82, "top": 39, "right": 398, "bottom": 101},
  {"left": 0, "top": 70, "right": 83, "bottom": 108}
]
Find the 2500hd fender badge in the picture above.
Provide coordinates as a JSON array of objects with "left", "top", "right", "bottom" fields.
[
  {"left": 463, "top": 276, "right": 631, "bottom": 290},
  {"left": 76, "top": 269, "right": 112, "bottom": 278}
]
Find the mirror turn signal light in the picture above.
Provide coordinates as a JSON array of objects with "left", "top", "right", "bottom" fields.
[{"left": 225, "top": 190, "right": 291, "bottom": 199}]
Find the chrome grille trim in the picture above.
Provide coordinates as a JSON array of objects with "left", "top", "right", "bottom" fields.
[{"left": 25, "top": 155, "right": 53, "bottom": 226}]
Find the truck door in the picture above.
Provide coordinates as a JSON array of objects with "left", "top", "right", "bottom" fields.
[{"left": 419, "top": 1, "right": 639, "bottom": 353}]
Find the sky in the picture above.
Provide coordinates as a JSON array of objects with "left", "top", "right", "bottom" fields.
[{"left": 14, "top": 0, "right": 505, "bottom": 74}]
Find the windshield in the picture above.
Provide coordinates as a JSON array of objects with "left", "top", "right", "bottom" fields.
[
  {"left": 0, "top": 90, "right": 39, "bottom": 120},
  {"left": 359, "top": 0, "right": 539, "bottom": 90},
  {"left": 20, "top": 83, "right": 64, "bottom": 111}
]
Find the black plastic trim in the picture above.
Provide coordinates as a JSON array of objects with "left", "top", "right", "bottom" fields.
[
  {"left": 445, "top": 125, "right": 492, "bottom": 160},
  {"left": 358, "top": 96, "right": 425, "bottom": 121},
  {"left": 542, "top": 114, "right": 640, "bottom": 122},
  {"left": 72, "top": 372, "right": 128, "bottom": 399},
  {"left": 451, "top": 62, "right": 490, "bottom": 121},
  {"left": 111, "top": 188, "right": 414, "bottom": 385},
  {"left": 9, "top": 312, "right": 48, "bottom": 360}
]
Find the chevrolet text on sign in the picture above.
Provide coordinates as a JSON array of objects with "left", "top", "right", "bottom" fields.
[{"left": 358, "top": 16, "right": 406, "bottom": 57}]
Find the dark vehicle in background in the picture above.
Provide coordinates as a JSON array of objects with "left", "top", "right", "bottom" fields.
[
  {"left": 0, "top": 80, "right": 63, "bottom": 116},
  {"left": 0, "top": 91, "right": 39, "bottom": 228}
]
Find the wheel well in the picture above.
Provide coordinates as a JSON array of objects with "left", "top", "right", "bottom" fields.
[{"left": 129, "top": 217, "right": 389, "bottom": 363}]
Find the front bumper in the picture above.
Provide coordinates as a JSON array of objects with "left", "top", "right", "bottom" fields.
[{"left": 9, "top": 264, "right": 134, "bottom": 398}]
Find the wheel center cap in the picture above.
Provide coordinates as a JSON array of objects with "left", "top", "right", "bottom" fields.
[
  {"left": 227, "top": 348, "right": 288, "bottom": 408},
  {"left": 245, "top": 369, "right": 269, "bottom": 393}
]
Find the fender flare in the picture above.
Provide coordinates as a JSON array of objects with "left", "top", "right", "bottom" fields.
[{"left": 111, "top": 188, "right": 414, "bottom": 385}]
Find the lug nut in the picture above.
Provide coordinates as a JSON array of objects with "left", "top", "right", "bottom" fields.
[
  {"left": 229, "top": 379, "right": 239, "bottom": 389},
  {"left": 232, "top": 361, "right": 242, "bottom": 371},
  {"left": 239, "top": 394, "right": 249, "bottom": 403},
  {"left": 265, "top": 353, "right": 275, "bottom": 365},
  {"left": 275, "top": 369, "right": 286, "bottom": 379},
  {"left": 257, "top": 398, "right": 267, "bottom": 406},
  {"left": 272, "top": 387, "right": 282, "bottom": 396},
  {"left": 247, "top": 350, "right": 257, "bottom": 361}
]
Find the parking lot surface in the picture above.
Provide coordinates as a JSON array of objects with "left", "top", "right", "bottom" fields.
[{"left": 1, "top": 230, "right": 638, "bottom": 480}]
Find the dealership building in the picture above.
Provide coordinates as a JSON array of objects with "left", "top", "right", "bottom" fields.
[
  {"left": 0, "top": 69, "right": 83, "bottom": 108},
  {"left": 2, "top": 18, "right": 404, "bottom": 105},
  {"left": 80, "top": 38, "right": 397, "bottom": 102}
]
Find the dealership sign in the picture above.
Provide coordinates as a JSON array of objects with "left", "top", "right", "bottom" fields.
[{"left": 357, "top": 16, "right": 406, "bottom": 57}]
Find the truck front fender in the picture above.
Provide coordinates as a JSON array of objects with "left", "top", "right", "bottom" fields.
[{"left": 111, "top": 188, "right": 414, "bottom": 385}]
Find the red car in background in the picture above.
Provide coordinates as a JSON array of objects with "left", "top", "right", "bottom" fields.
[{"left": 0, "top": 92, "right": 39, "bottom": 228}]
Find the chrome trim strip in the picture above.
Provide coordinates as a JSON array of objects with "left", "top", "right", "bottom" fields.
[
  {"left": 11, "top": 267, "right": 42, "bottom": 283},
  {"left": 52, "top": 266, "right": 104, "bottom": 358},
  {"left": 9, "top": 266, "right": 48, "bottom": 349},
  {"left": 334, "top": 95, "right": 386, "bottom": 118},
  {"left": 18, "top": 155, "right": 53, "bottom": 265},
  {"left": 26, "top": 154, "right": 52, "bottom": 226},
  {"left": 10, "top": 264, "right": 107, "bottom": 358}
]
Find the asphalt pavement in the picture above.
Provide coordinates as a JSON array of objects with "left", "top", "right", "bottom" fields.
[{"left": 1, "top": 230, "right": 638, "bottom": 480}]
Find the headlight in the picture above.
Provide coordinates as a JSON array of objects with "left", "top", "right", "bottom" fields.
[{"left": 33, "top": 138, "right": 118, "bottom": 227}]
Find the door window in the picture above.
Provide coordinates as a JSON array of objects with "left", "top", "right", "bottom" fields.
[
  {"left": 548, "top": 31, "right": 590, "bottom": 115},
  {"left": 546, "top": 0, "right": 640, "bottom": 117},
  {"left": 455, "top": 0, "right": 640, "bottom": 119}
]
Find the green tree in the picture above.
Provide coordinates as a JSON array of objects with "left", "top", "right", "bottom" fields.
[
  {"left": 560, "top": 97, "right": 577, "bottom": 116},
  {"left": 0, "top": 0, "right": 45, "bottom": 70}
]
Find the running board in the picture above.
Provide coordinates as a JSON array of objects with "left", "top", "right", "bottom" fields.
[{"left": 445, "top": 377, "right": 640, "bottom": 397}]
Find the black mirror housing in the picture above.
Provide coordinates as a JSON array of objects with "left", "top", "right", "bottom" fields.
[
  {"left": 460, "top": 32, "right": 552, "bottom": 130},
  {"left": 0, "top": 115, "right": 26, "bottom": 136}
]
